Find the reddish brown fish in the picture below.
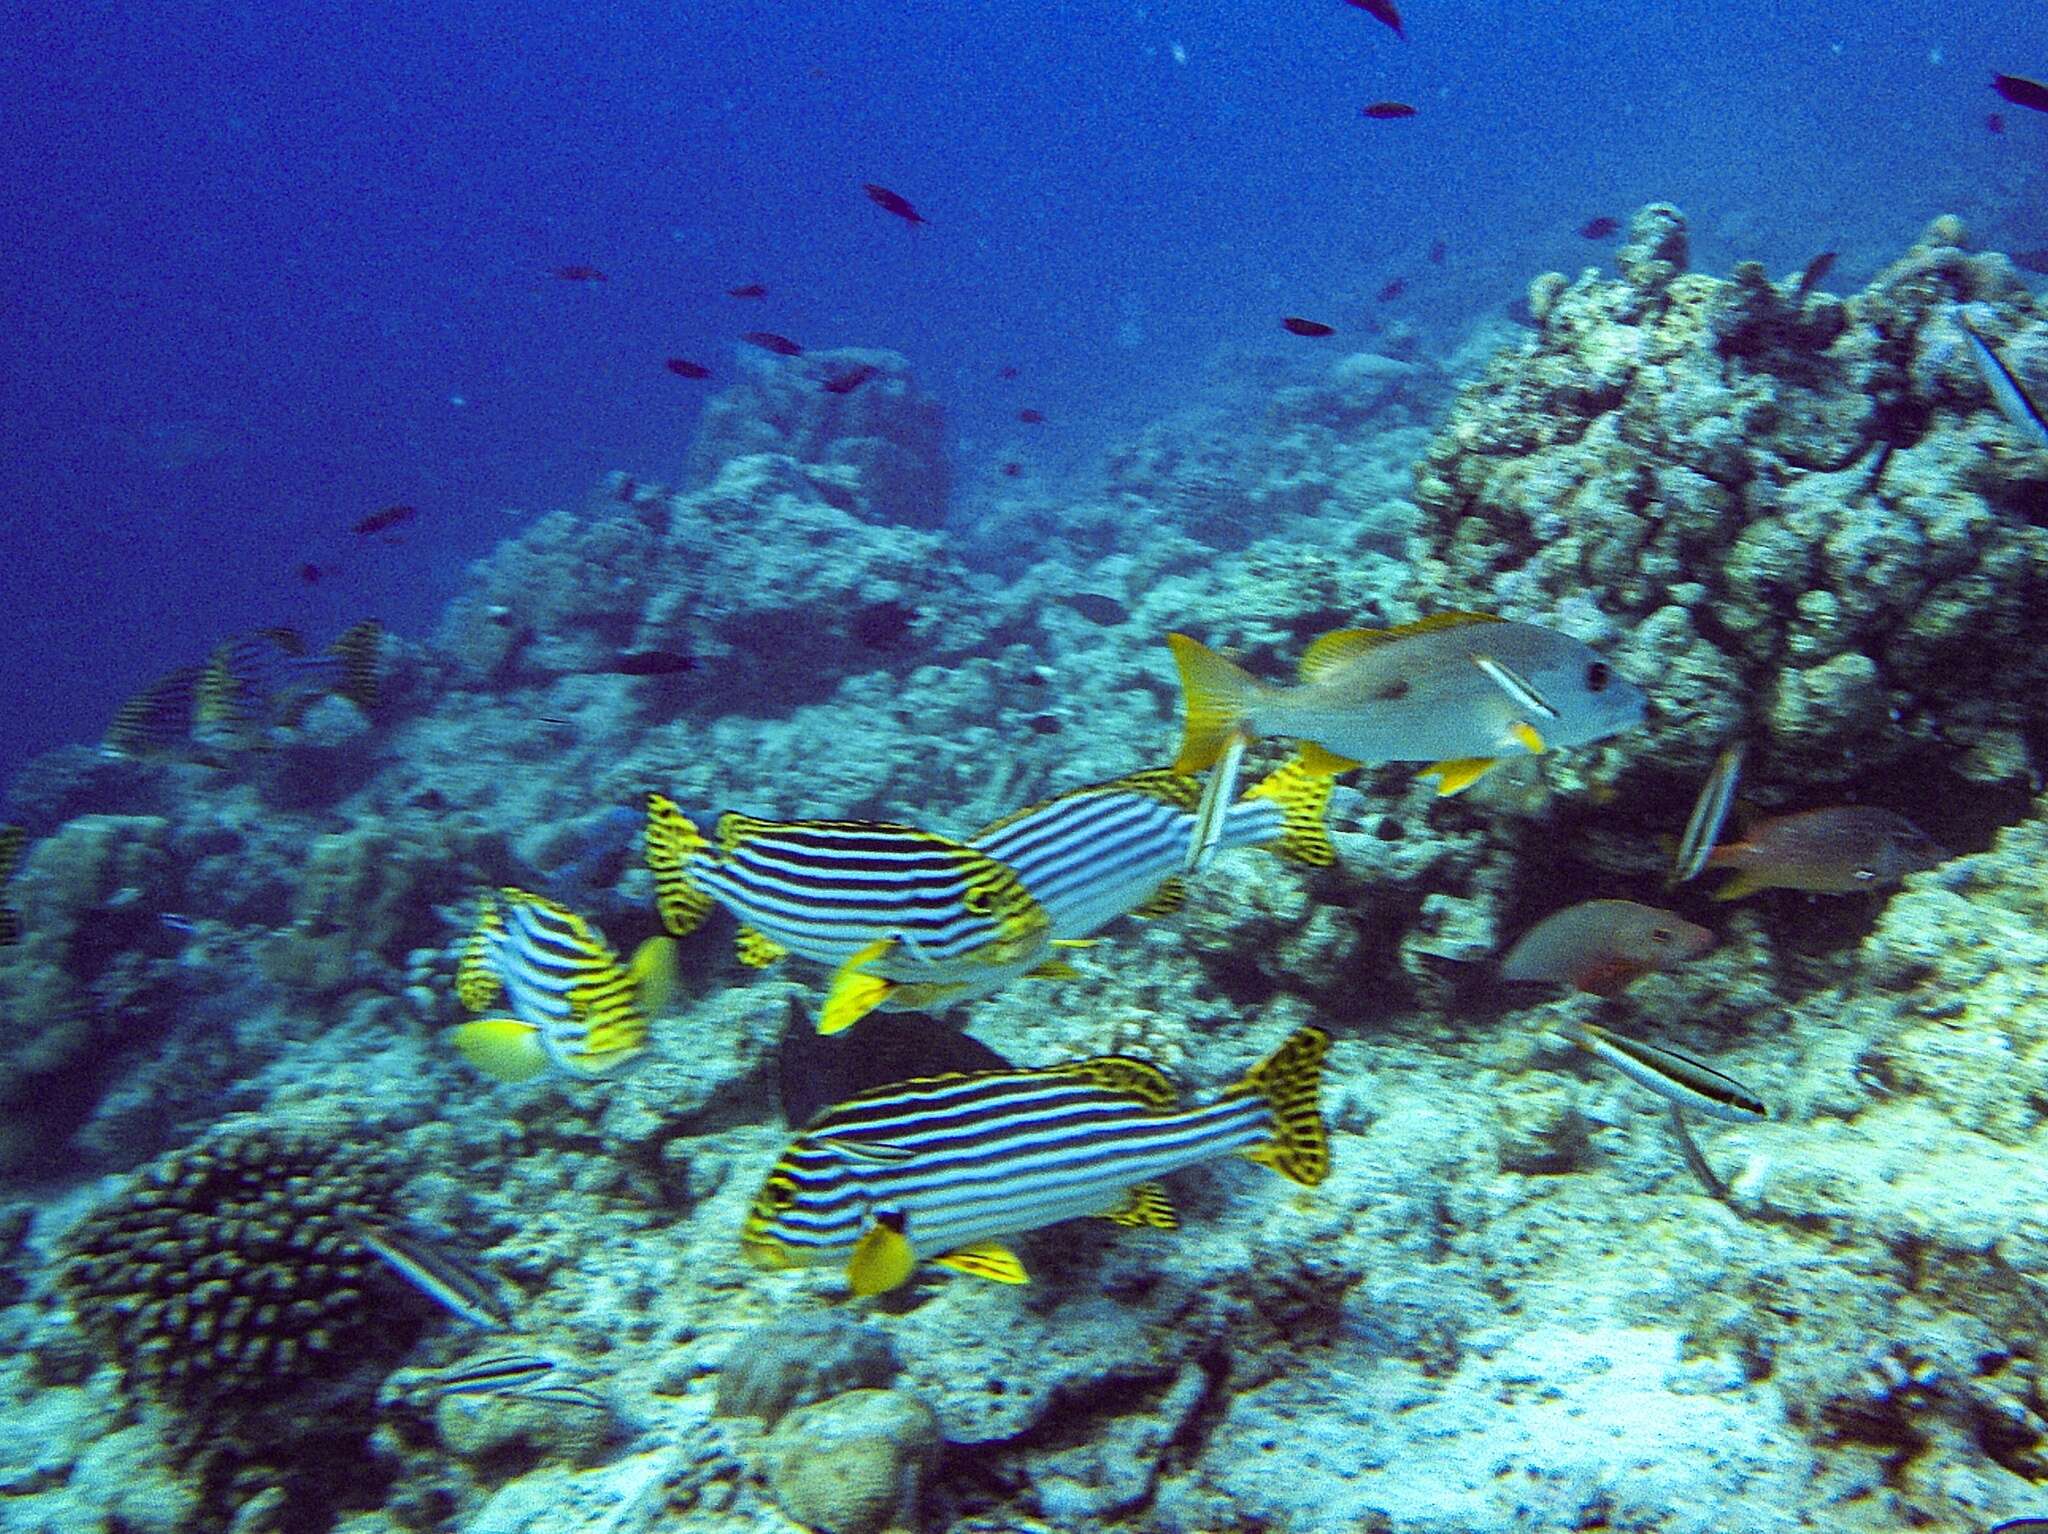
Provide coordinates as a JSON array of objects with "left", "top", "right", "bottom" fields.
[
  {"left": 1001, "top": 461, "right": 1023, "bottom": 477},
  {"left": 1991, "top": 74, "right": 2048, "bottom": 114},
  {"left": 666, "top": 358, "right": 712, "bottom": 379},
  {"left": 727, "top": 283, "right": 768, "bottom": 298},
  {"left": 352, "top": 504, "right": 417, "bottom": 536},
  {"left": 1988, "top": 112, "right": 2007, "bottom": 134},
  {"left": 1428, "top": 239, "right": 1447, "bottom": 265},
  {"left": 1377, "top": 277, "right": 1407, "bottom": 302},
  {"left": 1501, "top": 900, "right": 1712, "bottom": 997},
  {"left": 998, "top": 364, "right": 1020, "bottom": 380},
  {"left": 864, "top": 183, "right": 927, "bottom": 224},
  {"left": 1017, "top": 408, "right": 1046, "bottom": 424},
  {"left": 822, "top": 363, "right": 880, "bottom": 395},
  {"left": 1362, "top": 101, "right": 1416, "bottom": 119},
  {"left": 1705, "top": 806, "right": 1945, "bottom": 901},
  {"left": 553, "top": 265, "right": 608, "bottom": 282},
  {"left": 1792, "top": 249, "right": 1837, "bottom": 302},
  {"left": 1283, "top": 316, "right": 1335, "bottom": 337},
  {"left": 1344, "top": 0, "right": 1404, "bottom": 40},
  {"left": 1579, "top": 216, "right": 1620, "bottom": 239},
  {"left": 743, "top": 332, "right": 804, "bottom": 357}
]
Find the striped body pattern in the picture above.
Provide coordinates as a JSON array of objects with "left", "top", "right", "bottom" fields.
[
  {"left": 457, "top": 888, "right": 653, "bottom": 1076},
  {"left": 745, "top": 1026, "right": 1330, "bottom": 1290},
  {"left": 971, "top": 762, "right": 1335, "bottom": 941}
]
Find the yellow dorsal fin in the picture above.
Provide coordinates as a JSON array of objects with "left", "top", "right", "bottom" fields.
[
  {"left": 1509, "top": 720, "right": 1547, "bottom": 755},
  {"left": 1131, "top": 877, "right": 1187, "bottom": 918},
  {"left": 1244, "top": 757, "right": 1338, "bottom": 868},
  {"left": 1051, "top": 1055, "right": 1180, "bottom": 1109},
  {"left": 848, "top": 1213, "right": 917, "bottom": 1296},
  {"left": 1234, "top": 1026, "right": 1331, "bottom": 1186},
  {"left": 1098, "top": 1182, "right": 1179, "bottom": 1229},
  {"left": 1028, "top": 956, "right": 1082, "bottom": 980},
  {"left": 455, "top": 893, "right": 505, "bottom": 1013},
  {"left": 450, "top": 1019, "right": 553, "bottom": 1083},
  {"left": 644, "top": 793, "right": 716, "bottom": 937},
  {"left": 734, "top": 925, "right": 788, "bottom": 968},
  {"left": 1105, "top": 769, "right": 1204, "bottom": 811},
  {"left": 1166, "top": 634, "right": 1263, "bottom": 773},
  {"left": 931, "top": 1241, "right": 1028, "bottom": 1285},
  {"left": 1421, "top": 756, "right": 1498, "bottom": 796},
  {"left": 628, "top": 935, "right": 677, "bottom": 1014},
  {"left": 1295, "top": 740, "right": 1364, "bottom": 775},
  {"left": 1297, "top": 628, "right": 1382, "bottom": 681},
  {"left": 820, "top": 938, "right": 896, "bottom": 1035}
]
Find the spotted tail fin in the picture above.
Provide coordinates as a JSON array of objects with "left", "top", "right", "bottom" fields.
[
  {"left": 1233, "top": 1026, "right": 1331, "bottom": 1186},
  {"left": 644, "top": 793, "right": 717, "bottom": 937},
  {"left": 1244, "top": 755, "right": 1338, "bottom": 868}
]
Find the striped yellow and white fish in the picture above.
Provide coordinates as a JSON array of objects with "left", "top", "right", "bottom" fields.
[
  {"left": 451, "top": 887, "right": 675, "bottom": 1081},
  {"left": 1168, "top": 612, "right": 1646, "bottom": 796},
  {"left": 969, "top": 759, "right": 1336, "bottom": 941},
  {"left": 743, "top": 1025, "right": 1331, "bottom": 1295},
  {"left": 644, "top": 797, "right": 1054, "bottom": 1035}
]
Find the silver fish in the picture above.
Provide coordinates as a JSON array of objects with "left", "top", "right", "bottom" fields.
[
  {"left": 1670, "top": 741, "right": 1745, "bottom": 886},
  {"left": 1957, "top": 309, "right": 2048, "bottom": 450},
  {"left": 354, "top": 1223, "right": 514, "bottom": 1331},
  {"left": 1565, "top": 1020, "right": 1769, "bottom": 1125}
]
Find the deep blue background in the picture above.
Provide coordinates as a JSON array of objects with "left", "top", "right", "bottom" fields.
[{"left": 2, "top": 0, "right": 2040, "bottom": 789}]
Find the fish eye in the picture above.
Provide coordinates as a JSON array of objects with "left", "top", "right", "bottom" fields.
[
  {"left": 1585, "top": 661, "right": 1611, "bottom": 694},
  {"left": 1649, "top": 926, "right": 1676, "bottom": 944},
  {"left": 765, "top": 1177, "right": 797, "bottom": 1211},
  {"left": 1853, "top": 867, "right": 1876, "bottom": 882},
  {"left": 963, "top": 888, "right": 993, "bottom": 915}
]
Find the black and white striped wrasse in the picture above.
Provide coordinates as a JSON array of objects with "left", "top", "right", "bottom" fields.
[
  {"left": 451, "top": 887, "right": 674, "bottom": 1081},
  {"left": 743, "top": 1025, "right": 1331, "bottom": 1295},
  {"left": 644, "top": 798, "right": 1053, "bottom": 1034}
]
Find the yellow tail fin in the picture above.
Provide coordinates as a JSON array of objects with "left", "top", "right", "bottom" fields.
[
  {"left": 1166, "top": 634, "right": 1262, "bottom": 773},
  {"left": 1245, "top": 755, "right": 1338, "bottom": 868},
  {"left": 644, "top": 793, "right": 717, "bottom": 937},
  {"left": 451, "top": 1019, "right": 552, "bottom": 1082},
  {"left": 628, "top": 935, "right": 678, "bottom": 1015},
  {"left": 1235, "top": 1026, "right": 1331, "bottom": 1186}
]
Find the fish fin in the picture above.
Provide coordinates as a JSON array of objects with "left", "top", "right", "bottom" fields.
[
  {"left": 1098, "top": 1182, "right": 1179, "bottom": 1230},
  {"left": 734, "top": 925, "right": 788, "bottom": 968},
  {"left": 1509, "top": 721, "right": 1547, "bottom": 755},
  {"left": 451, "top": 1020, "right": 554, "bottom": 1082},
  {"left": 931, "top": 1241, "right": 1029, "bottom": 1285},
  {"left": 455, "top": 894, "right": 505, "bottom": 1013},
  {"left": 1295, "top": 740, "right": 1364, "bottom": 775},
  {"left": 1131, "top": 878, "right": 1188, "bottom": 918},
  {"left": 1421, "top": 757, "right": 1498, "bottom": 795},
  {"left": 1573, "top": 957, "right": 1651, "bottom": 997},
  {"left": 1388, "top": 611, "right": 1503, "bottom": 635},
  {"left": 643, "top": 793, "right": 717, "bottom": 937},
  {"left": 1051, "top": 1055, "right": 1180, "bottom": 1108},
  {"left": 1185, "top": 731, "right": 1248, "bottom": 873},
  {"left": 0, "top": 825, "right": 21, "bottom": 887},
  {"left": 820, "top": 938, "right": 896, "bottom": 1035},
  {"left": 1297, "top": 627, "right": 1385, "bottom": 681},
  {"left": 628, "top": 935, "right": 677, "bottom": 1014},
  {"left": 1028, "top": 956, "right": 1082, "bottom": 979},
  {"left": 1709, "top": 870, "right": 1767, "bottom": 902},
  {"left": 848, "top": 1214, "right": 918, "bottom": 1296},
  {"left": 714, "top": 811, "right": 774, "bottom": 852},
  {"left": 0, "top": 908, "right": 17, "bottom": 946},
  {"left": 1244, "top": 755, "right": 1338, "bottom": 867},
  {"left": 1166, "top": 634, "right": 1262, "bottom": 772},
  {"left": 1234, "top": 1026, "right": 1331, "bottom": 1186},
  {"left": 1050, "top": 937, "right": 1101, "bottom": 949},
  {"left": 1103, "top": 768, "right": 1204, "bottom": 811},
  {"left": 328, "top": 619, "right": 384, "bottom": 709}
]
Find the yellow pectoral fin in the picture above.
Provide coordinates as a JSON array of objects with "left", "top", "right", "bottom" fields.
[
  {"left": 1710, "top": 870, "right": 1767, "bottom": 902},
  {"left": 820, "top": 938, "right": 897, "bottom": 1035},
  {"left": 847, "top": 1217, "right": 918, "bottom": 1297},
  {"left": 451, "top": 1020, "right": 553, "bottom": 1082},
  {"left": 930, "top": 1242, "right": 1029, "bottom": 1285},
  {"left": 1028, "top": 957, "right": 1082, "bottom": 980},
  {"left": 1422, "top": 756, "right": 1498, "bottom": 796},
  {"left": 1296, "top": 740, "right": 1365, "bottom": 775},
  {"left": 1509, "top": 720, "right": 1547, "bottom": 755},
  {"left": 1099, "top": 1182, "right": 1179, "bottom": 1230},
  {"left": 628, "top": 935, "right": 678, "bottom": 1014},
  {"left": 1051, "top": 937, "right": 1101, "bottom": 949},
  {"left": 734, "top": 925, "right": 788, "bottom": 968}
]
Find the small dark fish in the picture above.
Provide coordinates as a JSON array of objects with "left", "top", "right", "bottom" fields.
[
  {"left": 998, "top": 364, "right": 1020, "bottom": 380},
  {"left": 1061, "top": 592, "right": 1130, "bottom": 626},
  {"left": 1344, "top": 0, "right": 1405, "bottom": 40},
  {"left": 1706, "top": 806, "right": 1947, "bottom": 900},
  {"left": 601, "top": 650, "right": 696, "bottom": 677},
  {"left": 2013, "top": 248, "right": 2048, "bottom": 275},
  {"left": 1017, "top": 407, "right": 1046, "bottom": 424},
  {"left": 1283, "top": 316, "right": 1335, "bottom": 337},
  {"left": 1361, "top": 101, "right": 1416, "bottom": 119},
  {"left": 743, "top": 331, "right": 803, "bottom": 357},
  {"left": 1001, "top": 461, "right": 1023, "bottom": 477},
  {"left": 552, "top": 265, "right": 608, "bottom": 282},
  {"left": 354, "top": 1223, "right": 513, "bottom": 1330},
  {"left": 1991, "top": 74, "right": 2048, "bottom": 115},
  {"left": 863, "top": 183, "right": 927, "bottom": 224},
  {"left": 427, "top": 1353, "right": 559, "bottom": 1397},
  {"left": 727, "top": 282, "right": 768, "bottom": 298},
  {"left": 298, "top": 562, "right": 328, "bottom": 585},
  {"left": 776, "top": 996, "right": 1011, "bottom": 1127},
  {"left": 1377, "top": 277, "right": 1407, "bottom": 302},
  {"left": 1988, "top": 111, "right": 2007, "bottom": 134},
  {"left": 1792, "top": 249, "right": 1838, "bottom": 302},
  {"left": 160, "top": 913, "right": 200, "bottom": 934},
  {"left": 1429, "top": 238, "right": 1447, "bottom": 265},
  {"left": 1027, "top": 713, "right": 1062, "bottom": 735},
  {"left": 822, "top": 363, "right": 880, "bottom": 395},
  {"left": 1579, "top": 216, "right": 1620, "bottom": 240},
  {"left": 666, "top": 358, "right": 712, "bottom": 379},
  {"left": 352, "top": 504, "right": 417, "bottom": 536}
]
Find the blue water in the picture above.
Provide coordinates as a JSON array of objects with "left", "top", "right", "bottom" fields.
[{"left": 1, "top": 0, "right": 2039, "bottom": 791}]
